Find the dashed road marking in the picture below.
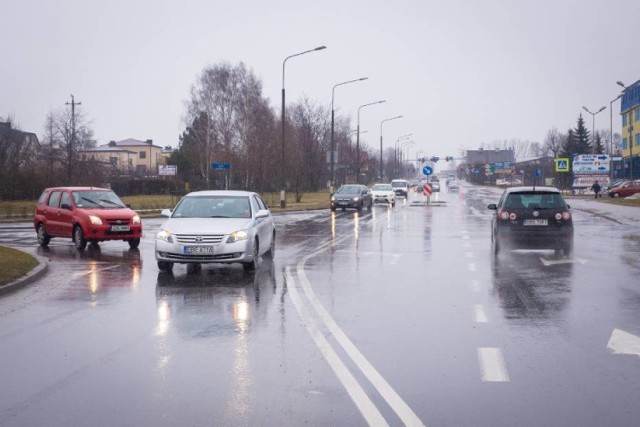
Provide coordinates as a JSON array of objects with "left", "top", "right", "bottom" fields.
[
  {"left": 474, "top": 305, "right": 488, "bottom": 323},
  {"left": 478, "top": 347, "right": 510, "bottom": 382},
  {"left": 607, "top": 328, "right": 640, "bottom": 357}
]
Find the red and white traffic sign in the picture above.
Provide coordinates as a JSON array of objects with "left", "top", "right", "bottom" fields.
[{"left": 423, "top": 183, "right": 432, "bottom": 196}]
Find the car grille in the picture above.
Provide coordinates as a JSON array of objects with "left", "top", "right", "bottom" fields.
[
  {"left": 174, "top": 233, "right": 225, "bottom": 244},
  {"left": 161, "top": 253, "right": 239, "bottom": 261},
  {"left": 106, "top": 218, "right": 131, "bottom": 225}
]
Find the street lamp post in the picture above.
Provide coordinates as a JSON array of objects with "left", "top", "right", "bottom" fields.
[
  {"left": 582, "top": 105, "right": 606, "bottom": 154},
  {"left": 331, "top": 77, "right": 368, "bottom": 192},
  {"left": 610, "top": 94, "right": 623, "bottom": 155},
  {"left": 356, "top": 100, "right": 385, "bottom": 184},
  {"left": 400, "top": 141, "right": 414, "bottom": 178},
  {"left": 394, "top": 133, "right": 413, "bottom": 177},
  {"left": 379, "top": 116, "right": 403, "bottom": 181},
  {"left": 280, "top": 45, "right": 326, "bottom": 208}
]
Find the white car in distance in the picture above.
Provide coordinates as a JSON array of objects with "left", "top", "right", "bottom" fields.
[{"left": 370, "top": 183, "right": 396, "bottom": 207}]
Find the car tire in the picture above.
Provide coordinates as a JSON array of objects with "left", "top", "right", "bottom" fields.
[
  {"left": 37, "top": 223, "right": 50, "bottom": 247},
  {"left": 128, "top": 238, "right": 140, "bottom": 249},
  {"left": 330, "top": 206, "right": 336, "bottom": 211},
  {"left": 264, "top": 231, "right": 276, "bottom": 260},
  {"left": 73, "top": 226, "right": 87, "bottom": 251},
  {"left": 243, "top": 238, "right": 259, "bottom": 272},
  {"left": 391, "top": 201, "right": 395, "bottom": 207},
  {"left": 157, "top": 261, "right": 174, "bottom": 273},
  {"left": 562, "top": 243, "right": 573, "bottom": 257}
]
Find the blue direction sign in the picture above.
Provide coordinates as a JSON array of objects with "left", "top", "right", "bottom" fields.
[
  {"left": 422, "top": 165, "right": 433, "bottom": 176},
  {"left": 211, "top": 162, "right": 230, "bottom": 170}
]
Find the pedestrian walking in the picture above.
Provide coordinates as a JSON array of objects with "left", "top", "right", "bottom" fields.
[{"left": 591, "top": 180, "right": 602, "bottom": 198}]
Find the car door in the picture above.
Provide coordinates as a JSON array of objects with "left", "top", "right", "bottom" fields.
[
  {"left": 44, "top": 190, "right": 63, "bottom": 236},
  {"left": 252, "top": 195, "right": 271, "bottom": 255},
  {"left": 57, "top": 190, "right": 74, "bottom": 237}
]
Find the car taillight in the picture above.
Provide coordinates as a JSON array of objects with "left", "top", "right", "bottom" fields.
[
  {"left": 498, "top": 210, "right": 515, "bottom": 220},
  {"left": 555, "top": 211, "right": 572, "bottom": 220}
]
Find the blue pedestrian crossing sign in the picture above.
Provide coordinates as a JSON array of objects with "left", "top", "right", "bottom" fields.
[
  {"left": 555, "top": 158, "right": 569, "bottom": 172},
  {"left": 422, "top": 165, "right": 433, "bottom": 176}
]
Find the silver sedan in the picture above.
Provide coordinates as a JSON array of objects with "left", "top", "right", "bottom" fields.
[{"left": 155, "top": 190, "right": 275, "bottom": 273}]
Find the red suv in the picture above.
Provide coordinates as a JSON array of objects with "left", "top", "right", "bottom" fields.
[{"left": 34, "top": 187, "right": 142, "bottom": 250}]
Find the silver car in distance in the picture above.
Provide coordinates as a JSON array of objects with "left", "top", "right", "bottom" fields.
[{"left": 155, "top": 190, "right": 276, "bottom": 273}]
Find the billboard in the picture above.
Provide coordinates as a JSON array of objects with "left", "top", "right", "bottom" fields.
[{"left": 159, "top": 165, "right": 177, "bottom": 176}]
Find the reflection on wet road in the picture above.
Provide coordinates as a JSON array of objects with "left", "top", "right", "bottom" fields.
[{"left": 1, "top": 186, "right": 639, "bottom": 426}]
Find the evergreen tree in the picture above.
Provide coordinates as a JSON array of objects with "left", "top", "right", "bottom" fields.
[
  {"left": 593, "top": 132, "right": 605, "bottom": 154},
  {"left": 560, "top": 129, "right": 577, "bottom": 157},
  {"left": 573, "top": 114, "right": 591, "bottom": 154}
]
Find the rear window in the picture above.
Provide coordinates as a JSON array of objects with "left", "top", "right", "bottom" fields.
[{"left": 504, "top": 192, "right": 565, "bottom": 209}]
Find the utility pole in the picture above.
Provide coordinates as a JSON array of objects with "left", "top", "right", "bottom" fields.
[{"left": 65, "top": 94, "right": 81, "bottom": 182}]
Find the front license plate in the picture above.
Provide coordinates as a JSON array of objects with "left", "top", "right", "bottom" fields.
[
  {"left": 524, "top": 219, "right": 548, "bottom": 226},
  {"left": 110, "top": 225, "right": 130, "bottom": 232},
  {"left": 184, "top": 246, "right": 214, "bottom": 254},
  {"left": 338, "top": 201, "right": 347, "bottom": 205}
]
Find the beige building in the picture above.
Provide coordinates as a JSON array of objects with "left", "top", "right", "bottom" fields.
[{"left": 80, "top": 138, "right": 163, "bottom": 176}]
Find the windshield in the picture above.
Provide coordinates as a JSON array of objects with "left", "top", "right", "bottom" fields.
[
  {"left": 337, "top": 186, "right": 361, "bottom": 195},
  {"left": 172, "top": 195, "right": 251, "bottom": 218},
  {"left": 72, "top": 190, "right": 126, "bottom": 209},
  {"left": 391, "top": 181, "right": 406, "bottom": 188},
  {"left": 372, "top": 184, "right": 392, "bottom": 191}
]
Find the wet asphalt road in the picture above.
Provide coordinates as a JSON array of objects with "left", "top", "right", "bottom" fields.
[{"left": 1, "top": 185, "right": 639, "bottom": 426}]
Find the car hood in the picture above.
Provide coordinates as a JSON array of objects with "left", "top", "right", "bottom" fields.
[
  {"left": 371, "top": 190, "right": 394, "bottom": 196},
  {"left": 334, "top": 193, "right": 360, "bottom": 199},
  {"left": 162, "top": 217, "right": 252, "bottom": 234},
  {"left": 79, "top": 207, "right": 137, "bottom": 218}
]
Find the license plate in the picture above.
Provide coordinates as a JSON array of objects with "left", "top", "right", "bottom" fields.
[
  {"left": 184, "top": 246, "right": 214, "bottom": 254},
  {"left": 338, "top": 201, "right": 347, "bottom": 205},
  {"left": 110, "top": 225, "right": 130, "bottom": 232},
  {"left": 524, "top": 219, "right": 548, "bottom": 226}
]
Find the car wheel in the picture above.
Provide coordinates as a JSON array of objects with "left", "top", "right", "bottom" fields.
[
  {"left": 492, "top": 232, "right": 500, "bottom": 255},
  {"left": 243, "top": 238, "right": 259, "bottom": 272},
  {"left": 73, "top": 226, "right": 87, "bottom": 251},
  {"left": 391, "top": 201, "right": 395, "bottom": 207},
  {"left": 37, "top": 223, "right": 50, "bottom": 247},
  {"left": 562, "top": 243, "right": 573, "bottom": 257},
  {"left": 157, "top": 261, "right": 174, "bottom": 273},
  {"left": 264, "top": 231, "right": 276, "bottom": 260},
  {"left": 128, "top": 238, "right": 140, "bottom": 249}
]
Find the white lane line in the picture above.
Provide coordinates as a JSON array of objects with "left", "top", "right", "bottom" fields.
[
  {"left": 468, "top": 263, "right": 477, "bottom": 272},
  {"left": 474, "top": 305, "right": 488, "bottom": 323},
  {"left": 471, "top": 280, "right": 481, "bottom": 292},
  {"left": 285, "top": 268, "right": 388, "bottom": 426},
  {"left": 478, "top": 348, "right": 510, "bottom": 382},
  {"left": 297, "top": 246, "right": 425, "bottom": 426},
  {"left": 607, "top": 328, "right": 640, "bottom": 357},
  {"left": 465, "top": 251, "right": 474, "bottom": 258}
]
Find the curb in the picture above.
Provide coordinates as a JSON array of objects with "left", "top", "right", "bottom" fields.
[{"left": 0, "top": 251, "right": 49, "bottom": 296}]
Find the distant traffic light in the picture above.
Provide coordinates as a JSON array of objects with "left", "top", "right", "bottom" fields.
[
  {"left": 445, "top": 156, "right": 453, "bottom": 162},
  {"left": 430, "top": 156, "right": 440, "bottom": 163}
]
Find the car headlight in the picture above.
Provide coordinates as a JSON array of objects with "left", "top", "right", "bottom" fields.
[
  {"left": 353, "top": 197, "right": 360, "bottom": 202},
  {"left": 331, "top": 196, "right": 336, "bottom": 201},
  {"left": 156, "top": 229, "right": 173, "bottom": 243},
  {"left": 89, "top": 215, "right": 103, "bottom": 225},
  {"left": 227, "top": 230, "right": 248, "bottom": 243},
  {"left": 132, "top": 214, "right": 141, "bottom": 225}
]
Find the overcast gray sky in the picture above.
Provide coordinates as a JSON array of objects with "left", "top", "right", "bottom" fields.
[{"left": 2, "top": 0, "right": 639, "bottom": 161}]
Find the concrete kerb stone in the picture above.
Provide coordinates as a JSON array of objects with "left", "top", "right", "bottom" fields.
[{"left": 0, "top": 250, "right": 48, "bottom": 296}]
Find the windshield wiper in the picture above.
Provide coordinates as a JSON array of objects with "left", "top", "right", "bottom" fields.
[
  {"left": 81, "top": 197, "right": 99, "bottom": 205},
  {"left": 100, "top": 199, "right": 124, "bottom": 207}
]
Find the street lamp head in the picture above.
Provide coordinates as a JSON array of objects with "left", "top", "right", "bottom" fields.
[
  {"left": 597, "top": 106, "right": 606, "bottom": 113},
  {"left": 358, "top": 77, "right": 369, "bottom": 81},
  {"left": 616, "top": 81, "right": 626, "bottom": 88},
  {"left": 582, "top": 106, "right": 589, "bottom": 113},
  {"left": 315, "top": 46, "right": 327, "bottom": 51}
]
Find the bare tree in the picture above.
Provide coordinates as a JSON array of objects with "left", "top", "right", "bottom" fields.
[{"left": 543, "top": 127, "right": 564, "bottom": 157}]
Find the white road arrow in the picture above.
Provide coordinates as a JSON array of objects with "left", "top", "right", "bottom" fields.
[{"left": 607, "top": 329, "right": 640, "bottom": 357}]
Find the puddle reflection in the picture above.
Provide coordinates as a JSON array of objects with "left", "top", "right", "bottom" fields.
[{"left": 491, "top": 251, "right": 573, "bottom": 322}]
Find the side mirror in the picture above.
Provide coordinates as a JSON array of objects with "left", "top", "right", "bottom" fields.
[
  {"left": 566, "top": 204, "right": 570, "bottom": 209},
  {"left": 161, "top": 209, "right": 172, "bottom": 217},
  {"left": 487, "top": 203, "right": 498, "bottom": 210},
  {"left": 255, "top": 209, "right": 270, "bottom": 219}
]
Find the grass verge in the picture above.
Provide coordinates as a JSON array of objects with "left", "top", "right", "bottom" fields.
[{"left": 0, "top": 246, "right": 38, "bottom": 286}]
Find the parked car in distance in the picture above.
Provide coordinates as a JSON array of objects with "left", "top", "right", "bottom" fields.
[
  {"left": 390, "top": 179, "right": 409, "bottom": 198},
  {"left": 330, "top": 184, "right": 372, "bottom": 211},
  {"left": 34, "top": 187, "right": 142, "bottom": 250},
  {"left": 430, "top": 181, "right": 440, "bottom": 192},
  {"left": 606, "top": 180, "right": 640, "bottom": 198},
  {"left": 487, "top": 186, "right": 573, "bottom": 256},
  {"left": 155, "top": 190, "right": 275, "bottom": 273},
  {"left": 447, "top": 180, "right": 460, "bottom": 191},
  {"left": 370, "top": 183, "right": 396, "bottom": 206},
  {"left": 601, "top": 178, "right": 624, "bottom": 192}
]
